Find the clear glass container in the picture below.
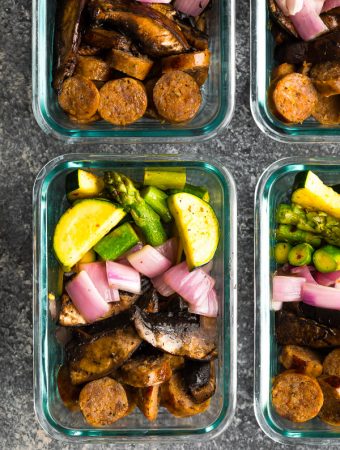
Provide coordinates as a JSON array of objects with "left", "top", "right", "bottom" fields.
[
  {"left": 254, "top": 156, "right": 340, "bottom": 445},
  {"left": 33, "top": 153, "right": 237, "bottom": 443},
  {"left": 250, "top": 1, "right": 340, "bottom": 143},
  {"left": 32, "top": 1, "right": 235, "bottom": 143}
]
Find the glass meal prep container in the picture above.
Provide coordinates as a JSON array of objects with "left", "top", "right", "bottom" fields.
[
  {"left": 33, "top": 153, "right": 237, "bottom": 443},
  {"left": 251, "top": 2, "right": 340, "bottom": 143},
  {"left": 31, "top": 0, "right": 235, "bottom": 143},
  {"left": 255, "top": 157, "right": 340, "bottom": 445}
]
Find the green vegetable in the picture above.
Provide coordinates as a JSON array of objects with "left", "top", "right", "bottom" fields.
[
  {"left": 94, "top": 223, "right": 139, "bottom": 261},
  {"left": 104, "top": 172, "right": 167, "bottom": 246},
  {"left": 141, "top": 186, "right": 172, "bottom": 223},
  {"left": 274, "top": 242, "right": 292, "bottom": 264},
  {"left": 66, "top": 169, "right": 104, "bottom": 202},
  {"left": 168, "top": 184, "right": 210, "bottom": 202},
  {"left": 168, "top": 192, "right": 219, "bottom": 270},
  {"left": 288, "top": 243, "right": 314, "bottom": 267},
  {"left": 144, "top": 168, "right": 186, "bottom": 190},
  {"left": 313, "top": 248, "right": 338, "bottom": 273},
  {"left": 292, "top": 170, "right": 340, "bottom": 220},
  {"left": 276, "top": 203, "right": 340, "bottom": 246},
  {"left": 275, "top": 224, "right": 322, "bottom": 248},
  {"left": 53, "top": 199, "right": 126, "bottom": 270}
]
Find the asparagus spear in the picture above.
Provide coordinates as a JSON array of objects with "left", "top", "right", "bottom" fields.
[
  {"left": 276, "top": 203, "right": 340, "bottom": 246},
  {"left": 276, "top": 224, "right": 322, "bottom": 248},
  {"left": 104, "top": 172, "right": 167, "bottom": 246}
]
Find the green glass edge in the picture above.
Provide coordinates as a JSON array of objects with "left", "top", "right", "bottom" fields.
[
  {"left": 256, "top": 160, "right": 340, "bottom": 442},
  {"left": 36, "top": 158, "right": 233, "bottom": 439},
  {"left": 35, "top": 0, "right": 232, "bottom": 140}
]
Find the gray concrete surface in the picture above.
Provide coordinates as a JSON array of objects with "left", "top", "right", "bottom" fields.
[{"left": 1, "top": 0, "right": 340, "bottom": 448}]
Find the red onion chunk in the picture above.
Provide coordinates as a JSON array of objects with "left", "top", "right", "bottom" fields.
[
  {"left": 106, "top": 261, "right": 141, "bottom": 294},
  {"left": 189, "top": 288, "right": 218, "bottom": 318},
  {"left": 151, "top": 274, "right": 175, "bottom": 297},
  {"left": 275, "top": 0, "right": 304, "bottom": 15},
  {"left": 272, "top": 301, "right": 283, "bottom": 311},
  {"left": 273, "top": 275, "right": 306, "bottom": 302},
  {"left": 174, "top": 0, "right": 210, "bottom": 17},
  {"left": 79, "top": 262, "right": 120, "bottom": 302},
  {"left": 290, "top": 265, "right": 317, "bottom": 284},
  {"left": 322, "top": 0, "right": 340, "bottom": 12},
  {"left": 163, "top": 261, "right": 215, "bottom": 306},
  {"left": 66, "top": 271, "right": 110, "bottom": 323},
  {"left": 302, "top": 283, "right": 340, "bottom": 310},
  {"left": 119, "top": 243, "right": 143, "bottom": 259},
  {"left": 315, "top": 270, "right": 340, "bottom": 287},
  {"left": 127, "top": 245, "right": 172, "bottom": 278},
  {"left": 155, "top": 238, "right": 178, "bottom": 265},
  {"left": 137, "top": 0, "right": 171, "bottom": 3},
  {"left": 290, "top": 0, "right": 328, "bottom": 40}
]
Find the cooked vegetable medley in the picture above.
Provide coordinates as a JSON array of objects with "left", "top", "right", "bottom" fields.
[
  {"left": 52, "top": 167, "right": 220, "bottom": 426},
  {"left": 53, "top": 0, "right": 212, "bottom": 126},
  {"left": 268, "top": 0, "right": 340, "bottom": 125},
  {"left": 272, "top": 170, "right": 340, "bottom": 425}
]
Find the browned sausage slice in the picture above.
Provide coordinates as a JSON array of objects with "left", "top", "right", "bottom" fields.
[
  {"left": 75, "top": 56, "right": 112, "bottom": 81},
  {"left": 98, "top": 78, "right": 147, "bottom": 125},
  {"left": 68, "top": 113, "right": 101, "bottom": 124},
  {"left": 79, "top": 378, "right": 128, "bottom": 426},
  {"left": 272, "top": 73, "right": 318, "bottom": 123},
  {"left": 153, "top": 71, "right": 202, "bottom": 123},
  {"left": 136, "top": 385, "right": 160, "bottom": 421},
  {"left": 318, "top": 375, "right": 340, "bottom": 401},
  {"left": 116, "top": 353, "right": 172, "bottom": 387},
  {"left": 310, "top": 62, "right": 340, "bottom": 97},
  {"left": 107, "top": 49, "right": 154, "bottom": 81},
  {"left": 279, "top": 345, "right": 323, "bottom": 377},
  {"left": 272, "top": 371, "right": 324, "bottom": 423},
  {"left": 58, "top": 75, "right": 100, "bottom": 119},
  {"left": 318, "top": 376, "right": 340, "bottom": 425},
  {"left": 161, "top": 50, "right": 210, "bottom": 86},
  {"left": 313, "top": 94, "right": 340, "bottom": 125},
  {"left": 271, "top": 63, "right": 295, "bottom": 83},
  {"left": 323, "top": 348, "right": 340, "bottom": 377},
  {"left": 161, "top": 371, "right": 211, "bottom": 418}
]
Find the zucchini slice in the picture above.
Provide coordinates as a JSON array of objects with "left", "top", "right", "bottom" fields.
[
  {"left": 292, "top": 171, "right": 340, "bottom": 219},
  {"left": 66, "top": 169, "right": 104, "bottom": 201},
  {"left": 168, "top": 193, "right": 219, "bottom": 270},
  {"left": 53, "top": 199, "right": 126, "bottom": 270}
]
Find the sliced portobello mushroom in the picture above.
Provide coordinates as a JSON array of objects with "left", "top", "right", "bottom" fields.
[
  {"left": 268, "top": 0, "right": 298, "bottom": 37},
  {"left": 132, "top": 307, "right": 216, "bottom": 360},
  {"left": 82, "top": 27, "right": 133, "bottom": 51},
  {"left": 53, "top": 0, "right": 88, "bottom": 92},
  {"left": 177, "top": 22, "right": 209, "bottom": 51},
  {"left": 89, "top": 0, "right": 190, "bottom": 57},
  {"left": 184, "top": 360, "right": 216, "bottom": 404},
  {"left": 67, "top": 324, "right": 142, "bottom": 384}
]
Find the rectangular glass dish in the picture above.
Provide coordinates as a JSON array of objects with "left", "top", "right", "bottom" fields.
[
  {"left": 250, "top": 2, "right": 340, "bottom": 143},
  {"left": 33, "top": 153, "right": 237, "bottom": 443},
  {"left": 254, "top": 157, "right": 340, "bottom": 445},
  {"left": 32, "top": 1, "right": 235, "bottom": 143}
]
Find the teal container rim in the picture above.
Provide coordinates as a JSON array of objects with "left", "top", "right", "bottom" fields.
[
  {"left": 31, "top": 0, "right": 235, "bottom": 144},
  {"left": 254, "top": 156, "right": 340, "bottom": 445},
  {"left": 32, "top": 153, "right": 238, "bottom": 443},
  {"left": 250, "top": 0, "right": 340, "bottom": 143}
]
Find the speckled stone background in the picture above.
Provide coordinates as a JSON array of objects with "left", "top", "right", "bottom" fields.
[{"left": 1, "top": 0, "right": 340, "bottom": 449}]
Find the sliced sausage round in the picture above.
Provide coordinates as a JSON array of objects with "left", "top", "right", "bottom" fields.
[
  {"left": 98, "top": 78, "right": 147, "bottom": 126},
  {"left": 107, "top": 49, "right": 153, "bottom": 81},
  {"left": 272, "top": 73, "right": 318, "bottom": 123},
  {"left": 75, "top": 56, "right": 111, "bottom": 82},
  {"left": 310, "top": 62, "right": 340, "bottom": 97},
  {"left": 272, "top": 371, "right": 324, "bottom": 423},
  {"left": 153, "top": 71, "right": 202, "bottom": 123},
  {"left": 58, "top": 75, "right": 100, "bottom": 119},
  {"left": 279, "top": 345, "right": 323, "bottom": 377},
  {"left": 323, "top": 348, "right": 340, "bottom": 377},
  {"left": 79, "top": 377, "right": 128, "bottom": 426},
  {"left": 313, "top": 94, "right": 340, "bottom": 125},
  {"left": 161, "top": 50, "right": 210, "bottom": 86},
  {"left": 318, "top": 376, "right": 340, "bottom": 426}
]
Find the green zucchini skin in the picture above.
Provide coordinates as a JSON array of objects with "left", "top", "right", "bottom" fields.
[
  {"left": 292, "top": 171, "right": 310, "bottom": 191},
  {"left": 66, "top": 169, "right": 104, "bottom": 202},
  {"left": 167, "top": 184, "right": 210, "bottom": 202},
  {"left": 94, "top": 223, "right": 140, "bottom": 261}
]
